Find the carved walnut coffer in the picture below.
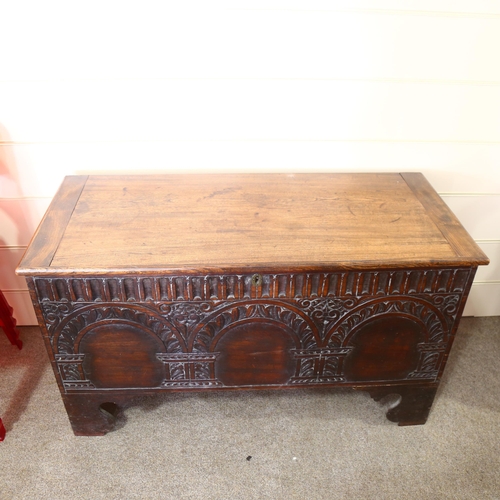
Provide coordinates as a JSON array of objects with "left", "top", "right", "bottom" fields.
[{"left": 16, "top": 173, "right": 488, "bottom": 436}]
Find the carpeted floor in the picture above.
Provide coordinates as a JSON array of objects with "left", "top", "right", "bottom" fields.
[{"left": 0, "top": 318, "right": 499, "bottom": 499}]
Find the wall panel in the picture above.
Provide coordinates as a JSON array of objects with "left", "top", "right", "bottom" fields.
[
  {"left": 1, "top": 142, "right": 500, "bottom": 199},
  {"left": 2, "top": 2, "right": 500, "bottom": 81},
  {"left": 1, "top": 80, "right": 499, "bottom": 144},
  {"left": 0, "top": 248, "right": 28, "bottom": 290},
  {"left": 441, "top": 195, "right": 500, "bottom": 240},
  {"left": 0, "top": 198, "right": 52, "bottom": 247},
  {"left": 464, "top": 284, "right": 500, "bottom": 317},
  {"left": 1, "top": 1, "right": 498, "bottom": 321},
  {"left": 475, "top": 242, "right": 500, "bottom": 282},
  {"left": 2, "top": 291, "right": 37, "bottom": 326}
]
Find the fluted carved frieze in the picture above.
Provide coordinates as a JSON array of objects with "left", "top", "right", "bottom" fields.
[{"left": 33, "top": 268, "right": 472, "bottom": 304}]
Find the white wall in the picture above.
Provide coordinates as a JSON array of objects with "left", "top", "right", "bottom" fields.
[{"left": 1, "top": 0, "right": 499, "bottom": 324}]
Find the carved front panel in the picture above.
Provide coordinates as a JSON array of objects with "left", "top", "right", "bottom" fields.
[{"left": 33, "top": 269, "right": 472, "bottom": 392}]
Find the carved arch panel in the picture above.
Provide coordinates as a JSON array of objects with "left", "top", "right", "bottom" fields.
[
  {"left": 51, "top": 304, "right": 183, "bottom": 390},
  {"left": 190, "top": 300, "right": 320, "bottom": 353},
  {"left": 188, "top": 301, "right": 320, "bottom": 387},
  {"left": 43, "top": 292, "right": 461, "bottom": 390},
  {"left": 325, "top": 296, "right": 452, "bottom": 382}
]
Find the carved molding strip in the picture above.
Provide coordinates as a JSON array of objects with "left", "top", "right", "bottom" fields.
[{"left": 34, "top": 268, "right": 471, "bottom": 303}]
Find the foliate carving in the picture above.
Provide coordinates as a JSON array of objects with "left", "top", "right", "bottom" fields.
[
  {"left": 35, "top": 266, "right": 470, "bottom": 391},
  {"left": 326, "top": 297, "right": 449, "bottom": 347},
  {"left": 295, "top": 358, "right": 315, "bottom": 379},
  {"left": 194, "top": 362, "right": 210, "bottom": 380},
  {"left": 41, "top": 302, "right": 74, "bottom": 330},
  {"left": 157, "top": 302, "right": 213, "bottom": 344},
  {"left": 55, "top": 305, "right": 178, "bottom": 355},
  {"left": 429, "top": 295, "right": 461, "bottom": 322},
  {"left": 156, "top": 353, "right": 221, "bottom": 387},
  {"left": 408, "top": 343, "right": 447, "bottom": 380},
  {"left": 295, "top": 297, "right": 359, "bottom": 339},
  {"left": 57, "top": 312, "right": 88, "bottom": 354},
  {"left": 410, "top": 353, "right": 441, "bottom": 379},
  {"left": 169, "top": 362, "right": 185, "bottom": 381},
  {"left": 421, "top": 352, "right": 442, "bottom": 369},
  {"left": 322, "top": 298, "right": 453, "bottom": 382},
  {"left": 55, "top": 354, "right": 95, "bottom": 390},
  {"left": 192, "top": 302, "right": 318, "bottom": 353},
  {"left": 60, "top": 363, "right": 80, "bottom": 380},
  {"left": 323, "top": 357, "right": 340, "bottom": 379},
  {"left": 291, "top": 347, "right": 353, "bottom": 384}
]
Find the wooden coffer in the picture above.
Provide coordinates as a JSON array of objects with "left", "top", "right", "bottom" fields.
[{"left": 17, "top": 173, "right": 489, "bottom": 435}]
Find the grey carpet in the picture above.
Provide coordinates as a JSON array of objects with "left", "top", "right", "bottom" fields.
[{"left": 0, "top": 318, "right": 499, "bottom": 500}]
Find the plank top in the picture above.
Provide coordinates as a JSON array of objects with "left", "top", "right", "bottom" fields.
[{"left": 17, "top": 173, "right": 489, "bottom": 276}]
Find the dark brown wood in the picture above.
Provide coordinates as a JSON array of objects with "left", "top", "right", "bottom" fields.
[
  {"left": 16, "top": 173, "right": 488, "bottom": 435},
  {"left": 61, "top": 393, "right": 126, "bottom": 436},
  {"left": 364, "top": 384, "right": 439, "bottom": 426}
]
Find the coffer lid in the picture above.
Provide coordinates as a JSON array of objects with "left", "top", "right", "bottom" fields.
[{"left": 17, "top": 173, "right": 489, "bottom": 276}]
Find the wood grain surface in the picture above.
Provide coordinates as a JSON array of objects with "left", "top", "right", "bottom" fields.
[
  {"left": 17, "top": 173, "right": 489, "bottom": 275},
  {"left": 17, "top": 176, "right": 88, "bottom": 271}
]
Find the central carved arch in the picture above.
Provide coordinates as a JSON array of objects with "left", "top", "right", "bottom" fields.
[
  {"left": 188, "top": 300, "right": 322, "bottom": 387},
  {"left": 190, "top": 300, "right": 320, "bottom": 353}
]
